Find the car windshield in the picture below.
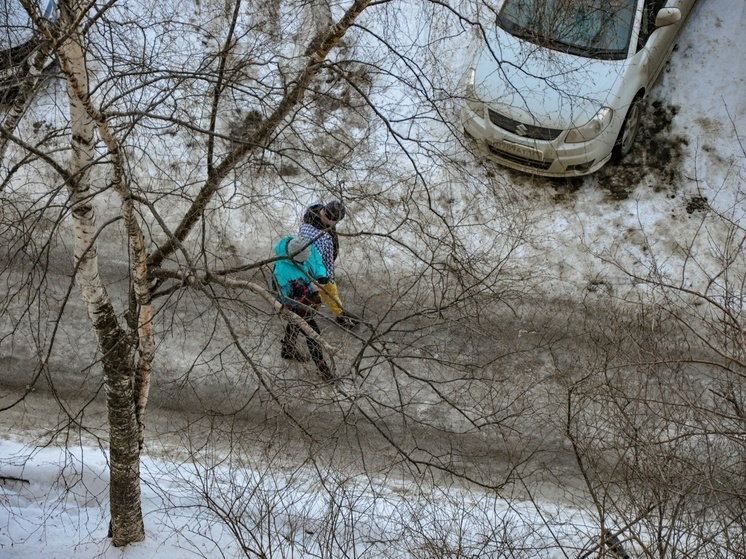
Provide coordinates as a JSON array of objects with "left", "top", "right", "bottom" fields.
[{"left": 497, "top": 0, "right": 637, "bottom": 59}]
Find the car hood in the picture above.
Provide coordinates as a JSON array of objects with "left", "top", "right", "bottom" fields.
[{"left": 474, "top": 28, "right": 628, "bottom": 129}]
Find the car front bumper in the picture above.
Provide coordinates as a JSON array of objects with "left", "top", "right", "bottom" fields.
[{"left": 462, "top": 107, "right": 618, "bottom": 178}]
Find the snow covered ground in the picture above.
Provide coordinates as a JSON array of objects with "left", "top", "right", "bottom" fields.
[
  {"left": 1, "top": 0, "right": 745, "bottom": 557},
  {"left": 1, "top": 435, "right": 601, "bottom": 558}
]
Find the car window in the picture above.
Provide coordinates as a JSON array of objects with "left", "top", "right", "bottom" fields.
[{"left": 497, "top": 0, "right": 638, "bottom": 59}]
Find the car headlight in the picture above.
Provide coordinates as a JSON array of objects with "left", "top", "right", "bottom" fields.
[
  {"left": 461, "top": 67, "right": 485, "bottom": 119},
  {"left": 565, "top": 107, "right": 613, "bottom": 143}
]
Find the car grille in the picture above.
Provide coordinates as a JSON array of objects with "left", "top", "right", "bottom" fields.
[
  {"left": 487, "top": 142, "right": 554, "bottom": 171},
  {"left": 488, "top": 109, "right": 563, "bottom": 141}
]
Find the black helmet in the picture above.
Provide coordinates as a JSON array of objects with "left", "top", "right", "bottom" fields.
[{"left": 324, "top": 201, "right": 346, "bottom": 222}]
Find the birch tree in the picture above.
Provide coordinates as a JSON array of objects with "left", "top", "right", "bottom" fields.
[
  {"left": 1, "top": 0, "right": 386, "bottom": 546},
  {"left": 1, "top": 0, "right": 538, "bottom": 550},
  {"left": 4, "top": 1, "right": 741, "bottom": 556}
]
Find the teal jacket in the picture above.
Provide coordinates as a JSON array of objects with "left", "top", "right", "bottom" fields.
[{"left": 273, "top": 237, "right": 328, "bottom": 309}]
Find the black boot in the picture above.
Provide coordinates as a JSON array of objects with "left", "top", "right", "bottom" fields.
[
  {"left": 281, "top": 344, "right": 309, "bottom": 362},
  {"left": 305, "top": 320, "right": 334, "bottom": 381},
  {"left": 317, "top": 361, "right": 334, "bottom": 382},
  {"left": 335, "top": 312, "right": 358, "bottom": 329},
  {"left": 281, "top": 324, "right": 309, "bottom": 362}
]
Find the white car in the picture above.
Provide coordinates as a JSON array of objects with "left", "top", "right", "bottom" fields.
[{"left": 461, "top": 0, "right": 699, "bottom": 177}]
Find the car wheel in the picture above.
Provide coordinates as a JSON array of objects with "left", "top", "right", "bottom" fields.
[{"left": 611, "top": 95, "right": 644, "bottom": 162}]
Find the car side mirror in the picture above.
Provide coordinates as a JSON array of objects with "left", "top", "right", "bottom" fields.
[{"left": 655, "top": 7, "right": 682, "bottom": 28}]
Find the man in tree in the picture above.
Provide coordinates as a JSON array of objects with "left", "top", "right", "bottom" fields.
[{"left": 299, "top": 201, "right": 357, "bottom": 328}]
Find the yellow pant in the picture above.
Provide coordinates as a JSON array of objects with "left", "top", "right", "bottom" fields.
[{"left": 318, "top": 282, "right": 343, "bottom": 316}]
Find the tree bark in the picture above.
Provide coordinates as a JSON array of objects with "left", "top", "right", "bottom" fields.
[{"left": 57, "top": 0, "right": 145, "bottom": 545}]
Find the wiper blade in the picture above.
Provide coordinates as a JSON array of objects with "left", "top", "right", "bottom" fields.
[
  {"left": 586, "top": 48, "right": 625, "bottom": 60},
  {"left": 496, "top": 15, "right": 540, "bottom": 41},
  {"left": 545, "top": 37, "right": 581, "bottom": 51}
]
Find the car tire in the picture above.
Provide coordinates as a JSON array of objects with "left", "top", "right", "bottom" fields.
[{"left": 611, "top": 95, "right": 644, "bottom": 162}]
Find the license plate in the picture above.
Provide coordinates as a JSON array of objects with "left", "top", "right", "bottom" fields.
[{"left": 491, "top": 140, "right": 543, "bottom": 161}]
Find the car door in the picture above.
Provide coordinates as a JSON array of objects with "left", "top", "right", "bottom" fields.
[{"left": 638, "top": 0, "right": 692, "bottom": 87}]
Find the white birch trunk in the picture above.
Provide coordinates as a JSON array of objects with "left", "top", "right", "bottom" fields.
[
  {"left": 292, "top": 0, "right": 333, "bottom": 59},
  {"left": 57, "top": 0, "right": 145, "bottom": 546}
]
